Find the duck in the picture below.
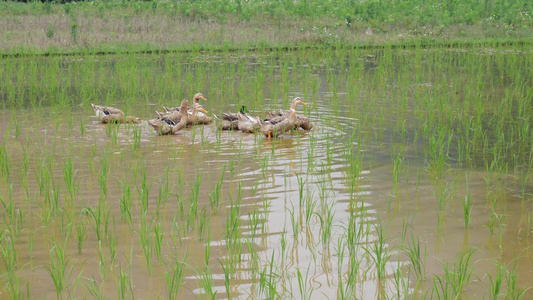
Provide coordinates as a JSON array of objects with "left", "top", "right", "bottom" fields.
[
  {"left": 214, "top": 113, "right": 238, "bottom": 130},
  {"left": 101, "top": 114, "right": 142, "bottom": 124},
  {"left": 191, "top": 104, "right": 212, "bottom": 125},
  {"left": 154, "top": 110, "right": 180, "bottom": 124},
  {"left": 186, "top": 104, "right": 209, "bottom": 126},
  {"left": 259, "top": 97, "right": 307, "bottom": 138},
  {"left": 237, "top": 111, "right": 261, "bottom": 133},
  {"left": 196, "top": 113, "right": 213, "bottom": 125},
  {"left": 214, "top": 106, "right": 248, "bottom": 130},
  {"left": 265, "top": 109, "right": 313, "bottom": 130},
  {"left": 163, "top": 93, "right": 207, "bottom": 114},
  {"left": 148, "top": 100, "right": 189, "bottom": 135},
  {"left": 91, "top": 103, "right": 142, "bottom": 124},
  {"left": 162, "top": 93, "right": 210, "bottom": 124},
  {"left": 154, "top": 103, "right": 208, "bottom": 126}
]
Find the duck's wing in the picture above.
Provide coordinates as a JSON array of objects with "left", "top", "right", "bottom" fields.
[
  {"left": 265, "top": 111, "right": 275, "bottom": 119},
  {"left": 162, "top": 111, "right": 182, "bottom": 123},
  {"left": 267, "top": 114, "right": 287, "bottom": 124},
  {"left": 223, "top": 113, "right": 239, "bottom": 121},
  {"left": 163, "top": 105, "right": 180, "bottom": 113},
  {"left": 103, "top": 106, "right": 125, "bottom": 116},
  {"left": 148, "top": 119, "right": 173, "bottom": 135}
]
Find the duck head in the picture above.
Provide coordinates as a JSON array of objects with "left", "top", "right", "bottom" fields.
[
  {"left": 193, "top": 93, "right": 207, "bottom": 104},
  {"left": 290, "top": 97, "right": 307, "bottom": 110}
]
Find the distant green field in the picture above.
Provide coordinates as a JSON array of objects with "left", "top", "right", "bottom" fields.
[{"left": 1, "top": 0, "right": 531, "bottom": 54}]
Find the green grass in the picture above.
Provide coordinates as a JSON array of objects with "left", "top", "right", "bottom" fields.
[{"left": 0, "top": 0, "right": 532, "bottom": 55}]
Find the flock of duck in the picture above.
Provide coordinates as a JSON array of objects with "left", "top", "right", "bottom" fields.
[{"left": 91, "top": 93, "right": 313, "bottom": 138}]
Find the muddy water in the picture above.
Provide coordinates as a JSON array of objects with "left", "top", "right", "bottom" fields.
[{"left": 1, "top": 48, "right": 533, "bottom": 299}]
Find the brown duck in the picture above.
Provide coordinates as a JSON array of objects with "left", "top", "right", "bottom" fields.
[
  {"left": 259, "top": 97, "right": 307, "bottom": 138},
  {"left": 265, "top": 109, "right": 313, "bottom": 130},
  {"left": 163, "top": 93, "right": 207, "bottom": 113},
  {"left": 91, "top": 103, "right": 142, "bottom": 124},
  {"left": 215, "top": 106, "right": 248, "bottom": 130},
  {"left": 148, "top": 100, "right": 189, "bottom": 135}
]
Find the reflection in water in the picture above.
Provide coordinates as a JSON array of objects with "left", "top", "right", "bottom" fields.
[{"left": 0, "top": 48, "right": 532, "bottom": 299}]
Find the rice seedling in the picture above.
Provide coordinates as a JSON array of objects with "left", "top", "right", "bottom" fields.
[
  {"left": 51, "top": 180, "right": 61, "bottom": 212},
  {"left": 108, "top": 219, "right": 118, "bottom": 268},
  {"left": 28, "top": 230, "right": 34, "bottom": 261},
  {"left": 139, "top": 211, "right": 154, "bottom": 275},
  {"left": 433, "top": 248, "right": 476, "bottom": 299},
  {"left": 79, "top": 118, "right": 85, "bottom": 137},
  {"left": 257, "top": 252, "right": 280, "bottom": 299},
  {"left": 317, "top": 200, "right": 335, "bottom": 246},
  {"left": 295, "top": 266, "right": 315, "bottom": 300},
  {"left": 0, "top": 143, "right": 12, "bottom": 181},
  {"left": 487, "top": 194, "right": 499, "bottom": 235},
  {"left": 0, "top": 231, "right": 19, "bottom": 298},
  {"left": 98, "top": 155, "right": 109, "bottom": 199},
  {"left": 86, "top": 203, "right": 109, "bottom": 242},
  {"left": 153, "top": 222, "right": 163, "bottom": 261},
  {"left": 12, "top": 115, "right": 22, "bottom": 140},
  {"left": 117, "top": 266, "right": 130, "bottom": 300},
  {"left": 18, "top": 145, "right": 29, "bottom": 191},
  {"left": 247, "top": 238, "right": 262, "bottom": 287},
  {"left": 219, "top": 257, "right": 232, "bottom": 300},
  {"left": 224, "top": 193, "right": 244, "bottom": 273},
  {"left": 131, "top": 124, "right": 142, "bottom": 151},
  {"left": 288, "top": 204, "right": 299, "bottom": 242},
  {"left": 435, "top": 183, "right": 451, "bottom": 228},
  {"left": 392, "top": 153, "right": 404, "bottom": 196},
  {"left": 198, "top": 207, "right": 210, "bottom": 242},
  {"left": 336, "top": 236, "right": 348, "bottom": 299},
  {"left": 86, "top": 277, "right": 104, "bottom": 300},
  {"left": 392, "top": 258, "right": 410, "bottom": 300},
  {"left": 248, "top": 207, "right": 261, "bottom": 240},
  {"left": 199, "top": 266, "right": 217, "bottom": 299},
  {"left": 365, "top": 222, "right": 392, "bottom": 280},
  {"left": 118, "top": 179, "right": 133, "bottom": 224},
  {"left": 137, "top": 160, "right": 153, "bottom": 213},
  {"left": 187, "top": 170, "right": 203, "bottom": 229},
  {"left": 486, "top": 261, "right": 505, "bottom": 300},
  {"left": 47, "top": 240, "right": 75, "bottom": 299},
  {"left": 165, "top": 250, "right": 188, "bottom": 300},
  {"left": 0, "top": 184, "right": 15, "bottom": 224},
  {"left": 505, "top": 258, "right": 530, "bottom": 299},
  {"left": 403, "top": 233, "right": 426, "bottom": 281},
  {"left": 62, "top": 157, "right": 78, "bottom": 202},
  {"left": 96, "top": 239, "right": 107, "bottom": 281},
  {"left": 304, "top": 193, "right": 317, "bottom": 226},
  {"left": 463, "top": 191, "right": 472, "bottom": 229},
  {"left": 76, "top": 218, "right": 86, "bottom": 255}
]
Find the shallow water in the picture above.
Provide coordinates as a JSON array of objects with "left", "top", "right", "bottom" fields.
[{"left": 1, "top": 47, "right": 533, "bottom": 299}]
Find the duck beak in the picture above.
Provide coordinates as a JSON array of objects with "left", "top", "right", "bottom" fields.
[
  {"left": 201, "top": 108, "right": 209, "bottom": 114},
  {"left": 301, "top": 101, "right": 308, "bottom": 105},
  {"left": 201, "top": 96, "right": 207, "bottom": 101}
]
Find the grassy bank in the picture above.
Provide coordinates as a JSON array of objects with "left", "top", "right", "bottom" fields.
[{"left": 0, "top": 0, "right": 532, "bottom": 54}]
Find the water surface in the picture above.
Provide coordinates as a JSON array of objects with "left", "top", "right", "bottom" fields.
[{"left": 0, "top": 47, "right": 532, "bottom": 299}]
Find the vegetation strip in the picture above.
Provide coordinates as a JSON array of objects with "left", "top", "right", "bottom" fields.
[{"left": 2, "top": 39, "right": 532, "bottom": 59}]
